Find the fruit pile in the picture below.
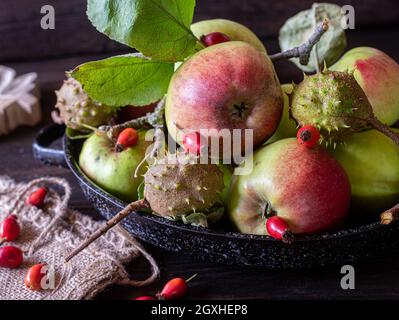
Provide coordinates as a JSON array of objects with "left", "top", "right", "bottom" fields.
[{"left": 54, "top": 1, "right": 399, "bottom": 258}]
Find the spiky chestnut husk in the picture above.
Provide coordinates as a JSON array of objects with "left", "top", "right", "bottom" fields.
[
  {"left": 290, "top": 70, "right": 372, "bottom": 145},
  {"left": 144, "top": 153, "right": 224, "bottom": 217},
  {"left": 54, "top": 78, "right": 116, "bottom": 132}
]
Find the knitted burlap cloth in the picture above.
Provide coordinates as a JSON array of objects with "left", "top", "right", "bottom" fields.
[{"left": 0, "top": 176, "right": 159, "bottom": 300}]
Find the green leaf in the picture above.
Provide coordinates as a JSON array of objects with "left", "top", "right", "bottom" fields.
[
  {"left": 279, "top": 3, "right": 347, "bottom": 73},
  {"left": 70, "top": 54, "right": 174, "bottom": 107},
  {"left": 65, "top": 127, "right": 93, "bottom": 140},
  {"left": 87, "top": 0, "right": 198, "bottom": 62}
]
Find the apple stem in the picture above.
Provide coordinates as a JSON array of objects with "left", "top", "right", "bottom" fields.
[
  {"left": 368, "top": 116, "right": 399, "bottom": 147},
  {"left": 64, "top": 199, "right": 150, "bottom": 262},
  {"left": 269, "top": 19, "right": 329, "bottom": 66},
  {"left": 98, "top": 98, "right": 166, "bottom": 141},
  {"left": 380, "top": 204, "right": 399, "bottom": 225}
]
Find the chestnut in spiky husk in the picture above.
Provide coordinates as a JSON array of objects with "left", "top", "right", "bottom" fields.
[
  {"left": 54, "top": 78, "right": 116, "bottom": 132},
  {"left": 290, "top": 69, "right": 372, "bottom": 146},
  {"left": 144, "top": 153, "right": 224, "bottom": 217}
]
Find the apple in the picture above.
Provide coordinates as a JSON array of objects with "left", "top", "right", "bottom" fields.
[
  {"left": 266, "top": 84, "right": 297, "bottom": 144},
  {"left": 331, "top": 129, "right": 399, "bottom": 215},
  {"left": 79, "top": 130, "right": 151, "bottom": 202},
  {"left": 331, "top": 47, "right": 399, "bottom": 125},
  {"left": 227, "top": 138, "right": 351, "bottom": 235},
  {"left": 166, "top": 41, "right": 283, "bottom": 159},
  {"left": 191, "top": 19, "right": 266, "bottom": 52}
]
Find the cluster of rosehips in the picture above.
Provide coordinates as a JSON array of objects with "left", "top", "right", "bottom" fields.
[
  {"left": 134, "top": 274, "right": 197, "bottom": 300},
  {"left": 0, "top": 187, "right": 51, "bottom": 291}
]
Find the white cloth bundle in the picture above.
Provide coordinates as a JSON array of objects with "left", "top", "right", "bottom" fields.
[{"left": 0, "top": 66, "right": 41, "bottom": 135}]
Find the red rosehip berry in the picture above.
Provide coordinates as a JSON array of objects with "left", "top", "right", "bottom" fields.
[
  {"left": 157, "top": 274, "right": 197, "bottom": 300},
  {"left": 182, "top": 132, "right": 203, "bottom": 155},
  {"left": 24, "top": 263, "right": 48, "bottom": 291},
  {"left": 116, "top": 128, "right": 139, "bottom": 152},
  {"left": 297, "top": 125, "right": 320, "bottom": 148},
  {"left": 266, "top": 216, "right": 294, "bottom": 244},
  {"left": 0, "top": 215, "right": 20, "bottom": 243},
  {"left": 158, "top": 278, "right": 187, "bottom": 300},
  {"left": 26, "top": 188, "right": 47, "bottom": 207},
  {"left": 0, "top": 246, "right": 23, "bottom": 268},
  {"left": 201, "top": 32, "right": 230, "bottom": 47},
  {"left": 134, "top": 296, "right": 156, "bottom": 300}
]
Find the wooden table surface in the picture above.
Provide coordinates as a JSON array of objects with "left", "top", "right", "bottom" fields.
[{"left": 2, "top": 30, "right": 399, "bottom": 300}]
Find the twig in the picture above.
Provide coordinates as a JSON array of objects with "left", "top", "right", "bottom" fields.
[
  {"left": 133, "top": 125, "right": 165, "bottom": 178},
  {"left": 380, "top": 204, "right": 399, "bottom": 225},
  {"left": 368, "top": 116, "right": 399, "bottom": 147},
  {"left": 98, "top": 98, "right": 166, "bottom": 141},
  {"left": 65, "top": 199, "right": 150, "bottom": 262},
  {"left": 269, "top": 19, "right": 329, "bottom": 65}
]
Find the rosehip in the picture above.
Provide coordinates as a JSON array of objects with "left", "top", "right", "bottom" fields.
[
  {"left": 0, "top": 215, "right": 20, "bottom": 243},
  {"left": 182, "top": 132, "right": 203, "bottom": 155},
  {"left": 134, "top": 296, "right": 156, "bottom": 300},
  {"left": 25, "top": 263, "right": 47, "bottom": 291},
  {"left": 116, "top": 128, "right": 139, "bottom": 152},
  {"left": 0, "top": 246, "right": 23, "bottom": 268},
  {"left": 201, "top": 32, "right": 231, "bottom": 47},
  {"left": 26, "top": 187, "right": 47, "bottom": 207},
  {"left": 297, "top": 125, "right": 320, "bottom": 148},
  {"left": 266, "top": 216, "right": 294, "bottom": 244},
  {"left": 158, "top": 274, "right": 197, "bottom": 300}
]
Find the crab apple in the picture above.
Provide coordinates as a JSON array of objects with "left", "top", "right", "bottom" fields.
[
  {"left": 166, "top": 41, "right": 283, "bottom": 159},
  {"left": 331, "top": 129, "right": 399, "bottom": 215},
  {"left": 267, "top": 84, "right": 297, "bottom": 144},
  {"left": 79, "top": 130, "right": 151, "bottom": 202},
  {"left": 228, "top": 138, "right": 351, "bottom": 235},
  {"left": 331, "top": 47, "right": 399, "bottom": 125}
]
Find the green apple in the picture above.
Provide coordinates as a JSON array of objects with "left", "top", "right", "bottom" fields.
[
  {"left": 331, "top": 129, "right": 399, "bottom": 214},
  {"left": 79, "top": 130, "right": 151, "bottom": 202},
  {"left": 191, "top": 19, "right": 266, "bottom": 52},
  {"left": 331, "top": 47, "right": 399, "bottom": 125},
  {"left": 267, "top": 84, "right": 297, "bottom": 143}
]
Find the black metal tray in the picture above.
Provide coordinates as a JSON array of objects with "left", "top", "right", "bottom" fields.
[{"left": 32, "top": 124, "right": 399, "bottom": 269}]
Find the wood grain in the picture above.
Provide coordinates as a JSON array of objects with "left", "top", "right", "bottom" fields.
[
  {"left": 1, "top": 0, "right": 399, "bottom": 299},
  {"left": 1, "top": 0, "right": 399, "bottom": 62},
  {"left": 1, "top": 32, "right": 399, "bottom": 297}
]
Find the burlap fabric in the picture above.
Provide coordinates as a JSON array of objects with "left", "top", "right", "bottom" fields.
[{"left": 0, "top": 176, "right": 159, "bottom": 300}]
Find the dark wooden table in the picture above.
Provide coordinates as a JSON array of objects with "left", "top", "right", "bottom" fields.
[
  {"left": 2, "top": 0, "right": 399, "bottom": 299},
  {"left": 2, "top": 46, "right": 399, "bottom": 301}
]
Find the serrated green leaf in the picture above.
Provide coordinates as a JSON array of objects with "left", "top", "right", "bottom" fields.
[
  {"left": 87, "top": 0, "right": 198, "bottom": 62},
  {"left": 279, "top": 3, "right": 347, "bottom": 73},
  {"left": 70, "top": 54, "right": 174, "bottom": 107}
]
